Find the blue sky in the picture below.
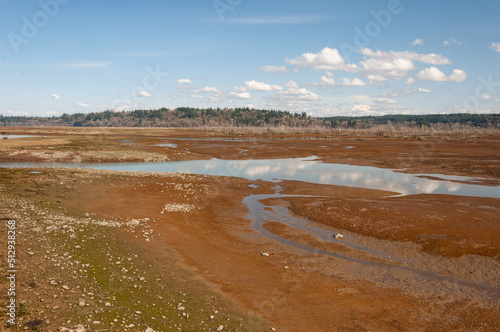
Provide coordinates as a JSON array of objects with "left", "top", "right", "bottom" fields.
[{"left": 1, "top": 0, "right": 499, "bottom": 117}]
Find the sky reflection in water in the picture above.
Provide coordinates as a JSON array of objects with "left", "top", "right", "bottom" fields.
[{"left": 1, "top": 157, "right": 499, "bottom": 198}]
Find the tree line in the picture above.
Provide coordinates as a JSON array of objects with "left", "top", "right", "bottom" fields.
[{"left": 1, "top": 107, "right": 499, "bottom": 129}]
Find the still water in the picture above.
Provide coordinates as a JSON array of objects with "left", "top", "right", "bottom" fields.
[{"left": 1, "top": 156, "right": 499, "bottom": 198}]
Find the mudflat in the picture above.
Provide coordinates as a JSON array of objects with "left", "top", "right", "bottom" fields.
[{"left": 0, "top": 127, "right": 499, "bottom": 331}]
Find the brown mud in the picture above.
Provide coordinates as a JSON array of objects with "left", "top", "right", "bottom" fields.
[{"left": 0, "top": 127, "right": 499, "bottom": 331}]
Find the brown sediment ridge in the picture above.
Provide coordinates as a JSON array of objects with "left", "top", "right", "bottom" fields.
[{"left": 0, "top": 127, "right": 499, "bottom": 331}]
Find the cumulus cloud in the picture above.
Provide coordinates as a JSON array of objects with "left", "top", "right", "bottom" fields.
[
  {"left": 230, "top": 86, "right": 251, "bottom": 99},
  {"left": 198, "top": 86, "right": 222, "bottom": 94},
  {"left": 320, "top": 76, "right": 336, "bottom": 86},
  {"left": 418, "top": 88, "right": 432, "bottom": 93},
  {"left": 416, "top": 67, "right": 467, "bottom": 82},
  {"left": 266, "top": 82, "right": 319, "bottom": 112},
  {"left": 245, "top": 80, "right": 283, "bottom": 91},
  {"left": 405, "top": 77, "right": 416, "bottom": 85},
  {"left": 338, "top": 77, "right": 368, "bottom": 87},
  {"left": 283, "top": 80, "right": 300, "bottom": 89},
  {"left": 286, "top": 47, "right": 357, "bottom": 72},
  {"left": 350, "top": 104, "right": 373, "bottom": 115},
  {"left": 77, "top": 102, "right": 90, "bottom": 108},
  {"left": 360, "top": 49, "right": 451, "bottom": 65},
  {"left": 481, "top": 93, "right": 491, "bottom": 100},
  {"left": 360, "top": 57, "right": 415, "bottom": 79},
  {"left": 259, "top": 65, "right": 287, "bottom": 74},
  {"left": 319, "top": 76, "right": 368, "bottom": 87},
  {"left": 411, "top": 38, "right": 423, "bottom": 46},
  {"left": 136, "top": 90, "right": 153, "bottom": 98},
  {"left": 45, "top": 110, "right": 58, "bottom": 116},
  {"left": 177, "top": 78, "right": 192, "bottom": 85},
  {"left": 51, "top": 94, "right": 62, "bottom": 100},
  {"left": 491, "top": 42, "right": 500, "bottom": 53}
]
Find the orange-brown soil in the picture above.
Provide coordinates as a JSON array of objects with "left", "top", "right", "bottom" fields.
[{"left": 1, "top": 128, "right": 499, "bottom": 331}]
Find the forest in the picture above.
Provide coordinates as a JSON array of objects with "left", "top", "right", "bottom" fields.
[{"left": 1, "top": 107, "right": 499, "bottom": 130}]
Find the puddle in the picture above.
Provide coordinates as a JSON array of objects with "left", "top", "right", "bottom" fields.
[
  {"left": 0, "top": 157, "right": 499, "bottom": 198},
  {"left": 156, "top": 142, "right": 178, "bottom": 148},
  {"left": 1, "top": 135, "right": 41, "bottom": 139},
  {"left": 243, "top": 187, "right": 500, "bottom": 297}
]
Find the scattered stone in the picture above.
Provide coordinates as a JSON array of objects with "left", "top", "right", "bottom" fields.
[
  {"left": 145, "top": 328, "right": 155, "bottom": 332},
  {"left": 217, "top": 325, "right": 224, "bottom": 331},
  {"left": 104, "top": 302, "right": 111, "bottom": 307},
  {"left": 334, "top": 233, "right": 344, "bottom": 239},
  {"left": 62, "top": 285, "right": 70, "bottom": 290},
  {"left": 261, "top": 252, "right": 270, "bottom": 257},
  {"left": 78, "top": 300, "right": 85, "bottom": 307}
]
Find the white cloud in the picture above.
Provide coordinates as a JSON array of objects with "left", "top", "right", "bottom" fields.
[
  {"left": 416, "top": 67, "right": 467, "bottom": 82},
  {"left": 77, "top": 102, "right": 90, "bottom": 108},
  {"left": 45, "top": 110, "right": 58, "bottom": 116},
  {"left": 266, "top": 82, "right": 319, "bottom": 112},
  {"left": 177, "top": 78, "right": 192, "bottom": 85},
  {"left": 338, "top": 77, "right": 368, "bottom": 87},
  {"left": 481, "top": 93, "right": 491, "bottom": 100},
  {"left": 246, "top": 104, "right": 255, "bottom": 109},
  {"left": 491, "top": 42, "right": 500, "bottom": 53},
  {"left": 319, "top": 76, "right": 367, "bottom": 87},
  {"left": 411, "top": 38, "right": 423, "bottom": 46},
  {"left": 245, "top": 80, "right": 283, "bottom": 91},
  {"left": 373, "top": 98, "right": 396, "bottom": 104},
  {"left": 443, "top": 37, "right": 463, "bottom": 47},
  {"left": 360, "top": 57, "right": 415, "bottom": 79},
  {"left": 198, "top": 86, "right": 222, "bottom": 94},
  {"left": 357, "top": 49, "right": 451, "bottom": 81},
  {"left": 51, "top": 94, "right": 62, "bottom": 100},
  {"left": 350, "top": 104, "right": 373, "bottom": 115},
  {"left": 320, "top": 76, "right": 336, "bottom": 85},
  {"left": 405, "top": 77, "right": 416, "bottom": 85},
  {"left": 366, "top": 75, "right": 389, "bottom": 82},
  {"left": 418, "top": 88, "right": 432, "bottom": 93},
  {"left": 279, "top": 87, "right": 319, "bottom": 101},
  {"left": 360, "top": 49, "right": 451, "bottom": 65},
  {"left": 6, "top": 110, "right": 28, "bottom": 116},
  {"left": 136, "top": 90, "right": 153, "bottom": 98},
  {"left": 283, "top": 81, "right": 300, "bottom": 89},
  {"left": 259, "top": 65, "right": 287, "bottom": 74},
  {"left": 286, "top": 47, "right": 357, "bottom": 72},
  {"left": 230, "top": 86, "right": 251, "bottom": 99}
]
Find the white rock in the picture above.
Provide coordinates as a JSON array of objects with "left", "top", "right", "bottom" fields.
[
  {"left": 144, "top": 328, "right": 155, "bottom": 332},
  {"left": 261, "top": 252, "right": 270, "bottom": 257},
  {"left": 334, "top": 233, "right": 344, "bottom": 239},
  {"left": 217, "top": 325, "right": 224, "bottom": 331},
  {"left": 78, "top": 300, "right": 85, "bottom": 307},
  {"left": 104, "top": 302, "right": 111, "bottom": 307},
  {"left": 62, "top": 285, "right": 70, "bottom": 290}
]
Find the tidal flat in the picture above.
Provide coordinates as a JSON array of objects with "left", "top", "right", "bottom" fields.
[{"left": 0, "top": 127, "right": 499, "bottom": 331}]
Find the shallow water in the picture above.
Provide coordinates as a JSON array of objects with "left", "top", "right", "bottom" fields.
[
  {"left": 1, "top": 157, "right": 499, "bottom": 198},
  {"left": 1, "top": 135, "right": 41, "bottom": 139}
]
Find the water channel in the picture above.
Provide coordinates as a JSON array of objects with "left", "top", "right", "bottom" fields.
[{"left": 1, "top": 157, "right": 499, "bottom": 297}]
